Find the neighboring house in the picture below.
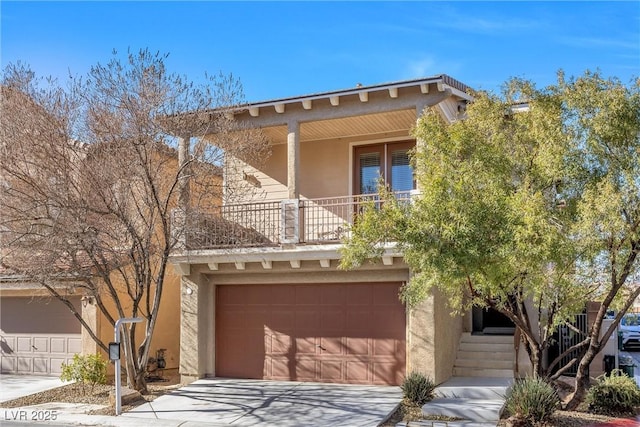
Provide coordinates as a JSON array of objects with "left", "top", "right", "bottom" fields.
[
  {"left": 169, "top": 76, "right": 518, "bottom": 386},
  {"left": 0, "top": 85, "right": 203, "bottom": 377},
  {"left": 0, "top": 269, "right": 183, "bottom": 377}
]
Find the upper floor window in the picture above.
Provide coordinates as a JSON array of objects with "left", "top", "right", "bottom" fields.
[{"left": 354, "top": 141, "right": 415, "bottom": 195}]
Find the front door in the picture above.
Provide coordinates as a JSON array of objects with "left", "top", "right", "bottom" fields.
[{"left": 472, "top": 306, "right": 515, "bottom": 335}]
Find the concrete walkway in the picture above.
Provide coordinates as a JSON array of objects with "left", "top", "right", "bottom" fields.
[
  {"left": 420, "top": 377, "right": 513, "bottom": 427},
  {"left": 0, "top": 375, "right": 69, "bottom": 403},
  {"left": 125, "top": 378, "right": 402, "bottom": 426}
]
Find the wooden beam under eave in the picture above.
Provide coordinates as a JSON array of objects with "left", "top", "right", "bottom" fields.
[
  {"left": 208, "top": 263, "right": 218, "bottom": 271},
  {"left": 329, "top": 96, "right": 340, "bottom": 106},
  {"left": 320, "top": 259, "right": 331, "bottom": 268},
  {"left": 249, "top": 107, "right": 259, "bottom": 117},
  {"left": 420, "top": 84, "right": 429, "bottom": 94},
  {"left": 261, "top": 260, "right": 273, "bottom": 270},
  {"left": 382, "top": 256, "right": 394, "bottom": 266},
  {"left": 275, "top": 104, "right": 285, "bottom": 114},
  {"left": 388, "top": 88, "right": 398, "bottom": 98},
  {"left": 437, "top": 82, "right": 446, "bottom": 92},
  {"left": 290, "top": 260, "right": 301, "bottom": 269},
  {"left": 235, "top": 262, "right": 246, "bottom": 270},
  {"left": 359, "top": 92, "right": 369, "bottom": 102},
  {"left": 302, "top": 99, "right": 312, "bottom": 110}
]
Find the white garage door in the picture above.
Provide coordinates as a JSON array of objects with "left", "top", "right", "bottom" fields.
[{"left": 1, "top": 296, "right": 82, "bottom": 375}]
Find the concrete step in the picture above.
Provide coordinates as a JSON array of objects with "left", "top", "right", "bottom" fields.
[
  {"left": 456, "top": 350, "right": 514, "bottom": 361},
  {"left": 435, "top": 377, "right": 513, "bottom": 399},
  {"left": 458, "top": 342, "right": 513, "bottom": 352},
  {"left": 454, "top": 357, "right": 513, "bottom": 370},
  {"left": 453, "top": 367, "right": 514, "bottom": 378},
  {"left": 422, "top": 398, "right": 504, "bottom": 422},
  {"left": 460, "top": 333, "right": 513, "bottom": 344}
]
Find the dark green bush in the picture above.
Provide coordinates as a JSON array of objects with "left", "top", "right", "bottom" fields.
[
  {"left": 401, "top": 371, "right": 435, "bottom": 406},
  {"left": 587, "top": 369, "right": 640, "bottom": 415},
  {"left": 503, "top": 377, "right": 559, "bottom": 425}
]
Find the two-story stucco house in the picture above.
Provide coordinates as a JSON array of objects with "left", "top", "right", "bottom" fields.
[{"left": 170, "top": 75, "right": 518, "bottom": 387}]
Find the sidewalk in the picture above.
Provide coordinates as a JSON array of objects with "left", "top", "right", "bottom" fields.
[{"left": 0, "top": 402, "right": 219, "bottom": 427}]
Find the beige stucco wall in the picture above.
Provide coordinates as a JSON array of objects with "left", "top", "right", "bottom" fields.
[
  {"left": 227, "top": 136, "right": 415, "bottom": 204},
  {"left": 407, "top": 288, "right": 462, "bottom": 385},
  {"left": 83, "top": 268, "right": 181, "bottom": 376}
]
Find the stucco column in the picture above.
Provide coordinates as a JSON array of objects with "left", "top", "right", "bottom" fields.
[
  {"left": 414, "top": 102, "right": 429, "bottom": 193},
  {"left": 174, "top": 135, "right": 191, "bottom": 249},
  {"left": 177, "top": 135, "right": 191, "bottom": 210},
  {"left": 287, "top": 121, "right": 300, "bottom": 199},
  {"left": 179, "top": 272, "right": 211, "bottom": 383}
]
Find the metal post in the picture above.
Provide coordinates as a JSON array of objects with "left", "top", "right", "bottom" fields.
[{"left": 113, "top": 317, "right": 143, "bottom": 416}]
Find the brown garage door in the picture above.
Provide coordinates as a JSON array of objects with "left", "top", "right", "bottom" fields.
[
  {"left": 0, "top": 296, "right": 82, "bottom": 375},
  {"left": 216, "top": 282, "right": 406, "bottom": 385}
]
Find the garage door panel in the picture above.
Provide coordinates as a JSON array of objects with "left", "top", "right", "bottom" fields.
[
  {"left": 295, "top": 337, "right": 317, "bottom": 355},
  {"left": 346, "top": 361, "right": 369, "bottom": 382},
  {"left": 269, "top": 332, "right": 292, "bottom": 354},
  {"left": 17, "top": 337, "right": 32, "bottom": 352},
  {"left": 50, "top": 358, "right": 67, "bottom": 375},
  {"left": 320, "top": 310, "right": 344, "bottom": 331},
  {"left": 270, "top": 311, "right": 294, "bottom": 331},
  {"left": 68, "top": 338, "right": 82, "bottom": 354},
  {"left": 373, "top": 339, "right": 396, "bottom": 356},
  {"left": 33, "top": 337, "right": 49, "bottom": 353},
  {"left": 295, "top": 310, "right": 320, "bottom": 329},
  {"left": 345, "top": 338, "right": 369, "bottom": 356},
  {"left": 319, "top": 360, "right": 343, "bottom": 381},
  {"left": 50, "top": 337, "right": 66, "bottom": 353},
  {"left": 295, "top": 359, "right": 317, "bottom": 381},
  {"left": 295, "top": 286, "right": 318, "bottom": 305},
  {"left": 17, "top": 357, "right": 32, "bottom": 373},
  {"left": 319, "top": 337, "right": 343, "bottom": 354},
  {"left": 346, "top": 285, "right": 373, "bottom": 305},
  {"left": 33, "top": 358, "right": 48, "bottom": 373},
  {"left": 374, "top": 361, "right": 404, "bottom": 385},
  {"left": 1, "top": 356, "right": 16, "bottom": 372},
  {"left": 245, "top": 310, "right": 269, "bottom": 329},
  {"left": 216, "top": 282, "right": 406, "bottom": 385},
  {"left": 346, "top": 310, "right": 372, "bottom": 333},
  {"left": 320, "top": 285, "right": 345, "bottom": 305}
]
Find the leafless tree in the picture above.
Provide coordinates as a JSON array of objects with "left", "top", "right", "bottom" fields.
[{"left": 0, "top": 50, "right": 269, "bottom": 392}]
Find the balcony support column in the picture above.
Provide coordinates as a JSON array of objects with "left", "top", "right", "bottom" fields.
[
  {"left": 287, "top": 121, "right": 300, "bottom": 199},
  {"left": 178, "top": 135, "right": 191, "bottom": 211},
  {"left": 175, "top": 135, "right": 191, "bottom": 249},
  {"left": 414, "top": 102, "right": 429, "bottom": 192}
]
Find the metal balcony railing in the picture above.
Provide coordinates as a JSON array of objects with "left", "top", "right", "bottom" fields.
[{"left": 177, "top": 191, "right": 412, "bottom": 250}]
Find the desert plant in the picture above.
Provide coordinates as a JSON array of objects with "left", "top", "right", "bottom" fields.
[
  {"left": 60, "top": 353, "right": 107, "bottom": 393},
  {"left": 401, "top": 371, "right": 435, "bottom": 406},
  {"left": 503, "top": 377, "right": 559, "bottom": 425},
  {"left": 587, "top": 369, "right": 640, "bottom": 415}
]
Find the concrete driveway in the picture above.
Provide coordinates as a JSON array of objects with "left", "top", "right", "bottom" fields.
[
  {"left": 124, "top": 378, "right": 402, "bottom": 426},
  {"left": 0, "top": 374, "right": 68, "bottom": 403}
]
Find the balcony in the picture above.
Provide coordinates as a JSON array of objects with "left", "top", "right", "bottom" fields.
[{"left": 177, "top": 192, "right": 412, "bottom": 250}]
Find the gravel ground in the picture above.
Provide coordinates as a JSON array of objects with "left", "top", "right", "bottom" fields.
[
  {"left": 1, "top": 376, "right": 182, "bottom": 416},
  {"left": 380, "top": 400, "right": 622, "bottom": 427}
]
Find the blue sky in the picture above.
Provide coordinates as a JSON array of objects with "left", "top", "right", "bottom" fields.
[{"left": 1, "top": 2, "right": 638, "bottom": 102}]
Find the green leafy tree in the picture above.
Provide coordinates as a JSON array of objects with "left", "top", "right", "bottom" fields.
[{"left": 340, "top": 71, "right": 640, "bottom": 409}]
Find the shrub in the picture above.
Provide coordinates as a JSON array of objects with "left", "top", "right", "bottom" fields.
[
  {"left": 401, "top": 371, "right": 435, "bottom": 406},
  {"left": 503, "top": 377, "right": 559, "bottom": 425},
  {"left": 60, "top": 353, "right": 107, "bottom": 393},
  {"left": 587, "top": 369, "right": 640, "bottom": 415}
]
